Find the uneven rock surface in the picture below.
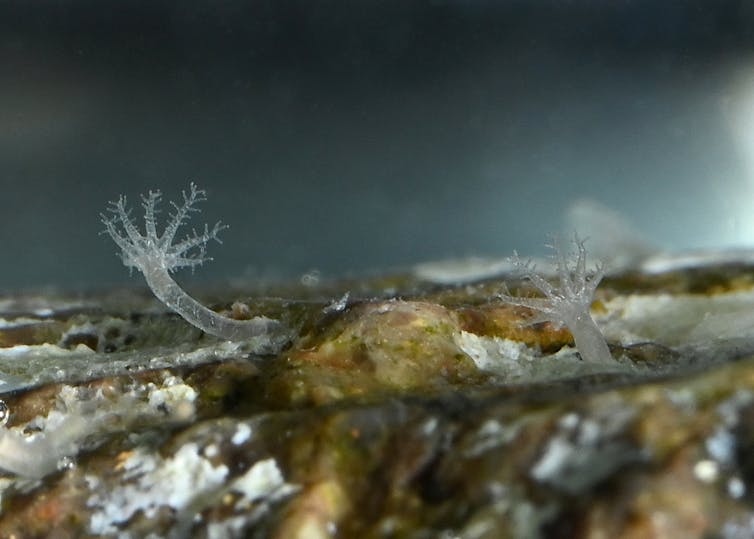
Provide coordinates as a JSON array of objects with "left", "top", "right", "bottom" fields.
[{"left": 2, "top": 259, "right": 754, "bottom": 538}]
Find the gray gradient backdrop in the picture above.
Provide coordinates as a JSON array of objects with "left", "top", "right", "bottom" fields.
[{"left": 2, "top": 1, "right": 754, "bottom": 290}]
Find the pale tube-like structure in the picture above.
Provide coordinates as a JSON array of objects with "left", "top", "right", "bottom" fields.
[{"left": 143, "top": 264, "right": 289, "bottom": 355}]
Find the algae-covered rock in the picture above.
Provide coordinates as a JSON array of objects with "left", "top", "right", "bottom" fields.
[{"left": 3, "top": 257, "right": 754, "bottom": 537}]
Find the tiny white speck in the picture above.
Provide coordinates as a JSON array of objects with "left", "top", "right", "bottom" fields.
[
  {"left": 559, "top": 413, "right": 580, "bottom": 430},
  {"left": 232, "top": 423, "right": 252, "bottom": 446},
  {"left": 693, "top": 459, "right": 719, "bottom": 483},
  {"left": 728, "top": 477, "right": 746, "bottom": 499},
  {"left": 422, "top": 417, "right": 439, "bottom": 435},
  {"left": 323, "top": 292, "right": 350, "bottom": 314},
  {"left": 706, "top": 427, "right": 736, "bottom": 464},
  {"left": 531, "top": 437, "right": 574, "bottom": 482}
]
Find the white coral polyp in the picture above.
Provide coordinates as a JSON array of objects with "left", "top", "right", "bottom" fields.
[
  {"left": 499, "top": 236, "right": 612, "bottom": 364},
  {"left": 101, "top": 183, "right": 290, "bottom": 354}
]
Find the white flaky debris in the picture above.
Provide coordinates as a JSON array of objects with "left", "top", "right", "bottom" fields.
[
  {"left": 204, "top": 459, "right": 299, "bottom": 538},
  {"left": 463, "top": 419, "right": 522, "bottom": 458},
  {"left": 600, "top": 290, "right": 754, "bottom": 346},
  {"left": 455, "top": 330, "right": 624, "bottom": 383},
  {"left": 531, "top": 435, "right": 577, "bottom": 483},
  {"left": 455, "top": 331, "right": 533, "bottom": 378},
  {"left": 147, "top": 376, "right": 198, "bottom": 420},
  {"left": 88, "top": 443, "right": 229, "bottom": 535},
  {"left": 722, "top": 514, "right": 754, "bottom": 539},
  {"left": 323, "top": 292, "right": 350, "bottom": 314},
  {"left": 230, "top": 458, "right": 299, "bottom": 510},
  {"left": 0, "top": 316, "right": 54, "bottom": 329},
  {"left": 87, "top": 415, "right": 298, "bottom": 537},
  {"left": 207, "top": 516, "right": 250, "bottom": 539},
  {"left": 0, "top": 343, "right": 94, "bottom": 359},
  {"left": 231, "top": 423, "right": 252, "bottom": 446},
  {"left": 529, "top": 402, "right": 638, "bottom": 494},
  {"left": 0, "top": 375, "right": 199, "bottom": 478},
  {"left": 0, "top": 341, "right": 245, "bottom": 394}
]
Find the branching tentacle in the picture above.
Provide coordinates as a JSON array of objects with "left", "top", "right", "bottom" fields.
[{"left": 142, "top": 190, "right": 161, "bottom": 240}]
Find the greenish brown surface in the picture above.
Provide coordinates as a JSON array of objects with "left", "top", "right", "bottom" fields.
[{"left": 1, "top": 263, "right": 754, "bottom": 537}]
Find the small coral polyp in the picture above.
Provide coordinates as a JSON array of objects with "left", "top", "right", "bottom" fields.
[
  {"left": 101, "top": 183, "right": 290, "bottom": 355},
  {"left": 499, "top": 236, "right": 612, "bottom": 364}
]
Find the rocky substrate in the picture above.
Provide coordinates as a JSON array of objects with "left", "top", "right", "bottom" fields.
[{"left": 1, "top": 261, "right": 754, "bottom": 538}]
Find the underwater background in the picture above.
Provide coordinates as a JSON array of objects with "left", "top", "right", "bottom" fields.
[{"left": 1, "top": 1, "right": 753, "bottom": 289}]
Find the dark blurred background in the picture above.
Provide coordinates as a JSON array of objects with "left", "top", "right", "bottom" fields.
[{"left": 2, "top": 1, "right": 754, "bottom": 290}]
